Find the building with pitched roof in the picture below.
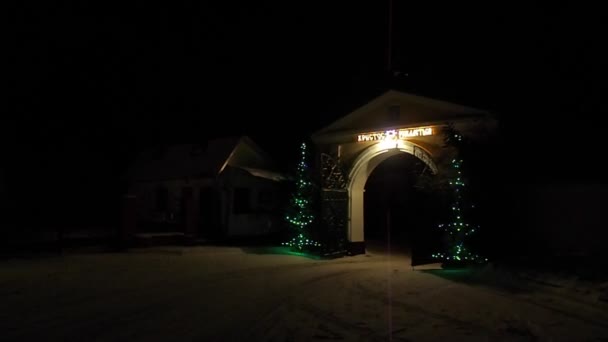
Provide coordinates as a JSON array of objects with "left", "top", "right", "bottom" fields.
[{"left": 126, "top": 136, "right": 287, "bottom": 239}]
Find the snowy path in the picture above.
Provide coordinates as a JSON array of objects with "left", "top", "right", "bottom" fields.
[{"left": 1, "top": 245, "right": 607, "bottom": 341}]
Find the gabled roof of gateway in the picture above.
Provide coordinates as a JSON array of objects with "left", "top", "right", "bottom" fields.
[{"left": 312, "top": 89, "right": 491, "bottom": 141}]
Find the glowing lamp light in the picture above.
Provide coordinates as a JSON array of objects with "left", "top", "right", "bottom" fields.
[{"left": 378, "top": 137, "right": 407, "bottom": 150}]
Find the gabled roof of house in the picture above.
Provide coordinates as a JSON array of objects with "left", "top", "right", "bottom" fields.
[{"left": 127, "top": 136, "right": 278, "bottom": 182}]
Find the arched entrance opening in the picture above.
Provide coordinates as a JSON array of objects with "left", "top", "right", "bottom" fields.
[
  {"left": 347, "top": 140, "right": 439, "bottom": 254},
  {"left": 363, "top": 152, "right": 432, "bottom": 254}
]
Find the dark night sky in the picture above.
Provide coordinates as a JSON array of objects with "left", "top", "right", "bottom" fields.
[{"left": 5, "top": 2, "right": 606, "bottom": 222}]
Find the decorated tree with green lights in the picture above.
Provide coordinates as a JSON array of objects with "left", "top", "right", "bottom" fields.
[
  {"left": 282, "top": 142, "right": 321, "bottom": 252},
  {"left": 432, "top": 124, "right": 488, "bottom": 266}
]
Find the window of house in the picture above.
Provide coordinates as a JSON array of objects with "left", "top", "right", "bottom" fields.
[
  {"left": 257, "top": 189, "right": 273, "bottom": 207},
  {"left": 182, "top": 186, "right": 193, "bottom": 200},
  {"left": 155, "top": 185, "right": 169, "bottom": 212},
  {"left": 233, "top": 187, "right": 251, "bottom": 214},
  {"left": 152, "top": 146, "right": 165, "bottom": 160}
]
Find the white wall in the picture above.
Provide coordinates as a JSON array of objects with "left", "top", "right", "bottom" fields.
[{"left": 220, "top": 167, "right": 284, "bottom": 237}]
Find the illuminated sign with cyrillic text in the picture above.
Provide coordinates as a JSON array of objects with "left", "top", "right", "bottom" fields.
[{"left": 357, "top": 127, "right": 433, "bottom": 142}]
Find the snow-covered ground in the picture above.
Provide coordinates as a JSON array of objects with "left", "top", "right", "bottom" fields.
[{"left": 1, "top": 243, "right": 607, "bottom": 341}]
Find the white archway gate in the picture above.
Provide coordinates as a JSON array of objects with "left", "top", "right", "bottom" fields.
[
  {"left": 311, "top": 89, "right": 496, "bottom": 255},
  {"left": 347, "top": 140, "right": 438, "bottom": 249}
]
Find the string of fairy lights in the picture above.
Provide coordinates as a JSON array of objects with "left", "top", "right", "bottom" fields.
[
  {"left": 432, "top": 131, "right": 487, "bottom": 264},
  {"left": 282, "top": 142, "right": 321, "bottom": 250}
]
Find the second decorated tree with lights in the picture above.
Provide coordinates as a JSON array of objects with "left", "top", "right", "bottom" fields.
[
  {"left": 282, "top": 142, "right": 321, "bottom": 252},
  {"left": 432, "top": 125, "right": 488, "bottom": 267}
]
